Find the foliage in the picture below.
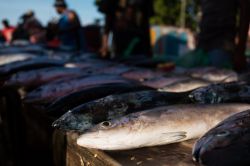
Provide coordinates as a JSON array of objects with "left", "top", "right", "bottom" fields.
[{"left": 150, "top": 0, "right": 200, "bottom": 30}]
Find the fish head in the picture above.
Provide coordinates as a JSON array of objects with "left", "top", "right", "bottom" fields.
[
  {"left": 52, "top": 110, "right": 93, "bottom": 132},
  {"left": 189, "top": 87, "right": 221, "bottom": 104},
  {"left": 77, "top": 113, "right": 142, "bottom": 150},
  {"left": 193, "top": 110, "right": 250, "bottom": 165}
]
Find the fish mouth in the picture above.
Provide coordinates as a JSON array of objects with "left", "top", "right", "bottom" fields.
[
  {"left": 192, "top": 136, "right": 214, "bottom": 164},
  {"left": 52, "top": 110, "right": 93, "bottom": 133},
  {"left": 192, "top": 144, "right": 201, "bottom": 163}
]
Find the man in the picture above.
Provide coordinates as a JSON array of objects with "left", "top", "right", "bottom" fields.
[
  {"left": 98, "top": 0, "right": 154, "bottom": 58},
  {"left": 54, "top": 0, "right": 84, "bottom": 51},
  {"left": 21, "top": 11, "right": 46, "bottom": 44},
  {"left": 1, "top": 19, "right": 15, "bottom": 43},
  {"left": 198, "top": 0, "right": 250, "bottom": 71}
]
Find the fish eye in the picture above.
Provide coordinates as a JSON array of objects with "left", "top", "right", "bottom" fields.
[
  {"left": 216, "top": 131, "right": 230, "bottom": 137},
  {"left": 101, "top": 121, "right": 112, "bottom": 128}
]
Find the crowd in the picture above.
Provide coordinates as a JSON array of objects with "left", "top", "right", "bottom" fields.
[
  {"left": 0, "top": 0, "right": 249, "bottom": 71},
  {"left": 0, "top": 0, "right": 85, "bottom": 52}
]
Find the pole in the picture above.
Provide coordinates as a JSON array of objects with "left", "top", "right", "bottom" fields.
[{"left": 180, "top": 0, "right": 187, "bottom": 28}]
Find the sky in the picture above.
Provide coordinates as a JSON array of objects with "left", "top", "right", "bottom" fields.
[{"left": 0, "top": 0, "right": 103, "bottom": 28}]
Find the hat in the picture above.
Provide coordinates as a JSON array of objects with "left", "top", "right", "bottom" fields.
[{"left": 54, "top": 0, "right": 67, "bottom": 7}]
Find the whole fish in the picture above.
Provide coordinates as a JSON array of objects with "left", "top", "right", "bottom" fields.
[
  {"left": 192, "top": 110, "right": 250, "bottom": 166},
  {"left": 47, "top": 83, "right": 153, "bottom": 117},
  {"left": 189, "top": 82, "right": 250, "bottom": 104},
  {"left": 238, "top": 72, "right": 250, "bottom": 83},
  {"left": 0, "top": 53, "right": 35, "bottom": 66},
  {"left": 24, "top": 75, "right": 131, "bottom": 104},
  {"left": 77, "top": 104, "right": 250, "bottom": 150},
  {"left": 186, "top": 67, "right": 238, "bottom": 83},
  {"left": 0, "top": 44, "right": 43, "bottom": 54},
  {"left": 4, "top": 67, "right": 83, "bottom": 88},
  {"left": 122, "top": 69, "right": 163, "bottom": 81},
  {"left": 141, "top": 76, "right": 190, "bottom": 89},
  {"left": 53, "top": 90, "right": 189, "bottom": 132},
  {"left": 159, "top": 79, "right": 210, "bottom": 92},
  {"left": 0, "top": 57, "right": 65, "bottom": 77},
  {"left": 96, "top": 64, "right": 133, "bottom": 75}
]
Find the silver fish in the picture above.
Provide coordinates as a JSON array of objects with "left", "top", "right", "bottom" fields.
[
  {"left": 77, "top": 104, "right": 250, "bottom": 150},
  {"left": 186, "top": 67, "right": 238, "bottom": 83},
  {"left": 192, "top": 110, "right": 250, "bottom": 166},
  {"left": 159, "top": 79, "right": 210, "bottom": 92},
  {"left": 141, "top": 76, "right": 190, "bottom": 89},
  {"left": 96, "top": 64, "right": 133, "bottom": 75},
  {"left": 0, "top": 57, "right": 65, "bottom": 77},
  {"left": 24, "top": 75, "right": 130, "bottom": 104},
  {"left": 4, "top": 67, "right": 82, "bottom": 88},
  {"left": 47, "top": 83, "right": 153, "bottom": 117},
  {"left": 122, "top": 69, "right": 163, "bottom": 81},
  {"left": 189, "top": 82, "right": 250, "bottom": 104},
  {"left": 0, "top": 53, "right": 35, "bottom": 66},
  {"left": 53, "top": 90, "right": 189, "bottom": 132}
]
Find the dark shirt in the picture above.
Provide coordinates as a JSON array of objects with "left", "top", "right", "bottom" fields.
[
  {"left": 103, "top": 0, "right": 153, "bottom": 56},
  {"left": 58, "top": 9, "right": 82, "bottom": 50},
  {"left": 198, "top": 0, "right": 238, "bottom": 52}
]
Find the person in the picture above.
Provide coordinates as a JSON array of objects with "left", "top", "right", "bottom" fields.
[
  {"left": 54, "top": 0, "right": 84, "bottom": 51},
  {"left": 1, "top": 19, "right": 15, "bottom": 43},
  {"left": 12, "top": 11, "right": 46, "bottom": 44},
  {"left": 22, "top": 10, "right": 46, "bottom": 44},
  {"left": 198, "top": 0, "right": 250, "bottom": 71},
  {"left": 97, "top": 0, "right": 154, "bottom": 58}
]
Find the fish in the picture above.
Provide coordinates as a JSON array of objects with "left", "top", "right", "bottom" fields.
[
  {"left": 4, "top": 67, "right": 83, "bottom": 88},
  {"left": 0, "top": 44, "right": 44, "bottom": 54},
  {"left": 96, "top": 64, "right": 133, "bottom": 75},
  {"left": 0, "top": 53, "right": 36, "bottom": 66},
  {"left": 189, "top": 82, "right": 250, "bottom": 104},
  {"left": 0, "top": 57, "right": 65, "bottom": 77},
  {"left": 192, "top": 110, "right": 250, "bottom": 166},
  {"left": 238, "top": 72, "right": 250, "bottom": 83},
  {"left": 52, "top": 90, "right": 190, "bottom": 132},
  {"left": 122, "top": 69, "right": 163, "bottom": 81},
  {"left": 159, "top": 78, "right": 210, "bottom": 92},
  {"left": 24, "top": 75, "right": 131, "bottom": 104},
  {"left": 141, "top": 76, "right": 190, "bottom": 89},
  {"left": 77, "top": 104, "right": 250, "bottom": 150},
  {"left": 47, "top": 83, "right": 153, "bottom": 117},
  {"left": 186, "top": 67, "right": 238, "bottom": 83}
]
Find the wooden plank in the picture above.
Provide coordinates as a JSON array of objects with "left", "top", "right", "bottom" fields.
[
  {"left": 107, "top": 140, "right": 199, "bottom": 166},
  {"left": 53, "top": 130, "right": 121, "bottom": 166},
  {"left": 53, "top": 130, "right": 199, "bottom": 166}
]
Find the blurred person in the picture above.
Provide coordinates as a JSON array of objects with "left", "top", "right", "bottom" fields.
[
  {"left": 97, "top": 0, "right": 154, "bottom": 58},
  {"left": 1, "top": 19, "right": 15, "bottom": 43},
  {"left": 21, "top": 10, "right": 46, "bottom": 44},
  {"left": 46, "top": 19, "right": 61, "bottom": 48},
  {"left": 12, "top": 11, "right": 45, "bottom": 43},
  {"left": 54, "top": 0, "right": 85, "bottom": 51},
  {"left": 198, "top": 0, "right": 250, "bottom": 71}
]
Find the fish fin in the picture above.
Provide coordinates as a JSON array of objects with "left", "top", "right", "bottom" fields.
[{"left": 146, "top": 131, "right": 187, "bottom": 147}]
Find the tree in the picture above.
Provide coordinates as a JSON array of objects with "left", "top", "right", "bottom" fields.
[{"left": 150, "top": 0, "right": 200, "bottom": 30}]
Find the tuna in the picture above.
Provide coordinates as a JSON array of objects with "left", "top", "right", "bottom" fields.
[{"left": 77, "top": 104, "right": 250, "bottom": 150}]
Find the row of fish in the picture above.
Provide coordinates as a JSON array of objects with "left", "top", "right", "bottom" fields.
[{"left": 1, "top": 50, "right": 250, "bottom": 166}]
